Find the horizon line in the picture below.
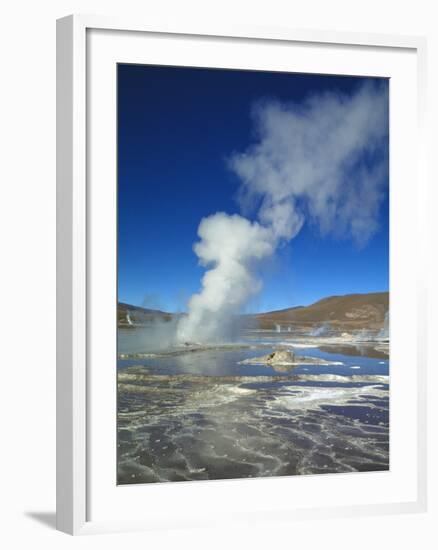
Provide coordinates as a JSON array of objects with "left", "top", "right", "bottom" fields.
[{"left": 118, "top": 289, "right": 390, "bottom": 315}]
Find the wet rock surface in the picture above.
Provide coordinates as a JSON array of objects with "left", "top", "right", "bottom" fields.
[
  {"left": 117, "top": 343, "right": 389, "bottom": 485},
  {"left": 238, "top": 347, "right": 342, "bottom": 370}
]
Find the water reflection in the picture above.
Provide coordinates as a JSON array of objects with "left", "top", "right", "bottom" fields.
[{"left": 117, "top": 333, "right": 389, "bottom": 484}]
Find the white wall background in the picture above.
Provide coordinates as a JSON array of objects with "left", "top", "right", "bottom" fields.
[{"left": 0, "top": 1, "right": 436, "bottom": 548}]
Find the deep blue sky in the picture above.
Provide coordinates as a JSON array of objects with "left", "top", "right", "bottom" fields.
[{"left": 118, "top": 64, "right": 389, "bottom": 313}]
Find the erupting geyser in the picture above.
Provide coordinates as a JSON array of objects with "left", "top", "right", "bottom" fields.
[
  {"left": 176, "top": 213, "right": 275, "bottom": 343},
  {"left": 176, "top": 83, "right": 388, "bottom": 344}
]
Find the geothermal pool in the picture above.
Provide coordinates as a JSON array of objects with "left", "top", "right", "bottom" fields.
[{"left": 117, "top": 329, "right": 389, "bottom": 484}]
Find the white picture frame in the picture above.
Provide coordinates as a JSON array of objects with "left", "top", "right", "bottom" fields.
[{"left": 56, "top": 14, "right": 428, "bottom": 535}]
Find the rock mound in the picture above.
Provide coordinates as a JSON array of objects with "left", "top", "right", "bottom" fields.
[{"left": 266, "top": 349, "right": 295, "bottom": 365}]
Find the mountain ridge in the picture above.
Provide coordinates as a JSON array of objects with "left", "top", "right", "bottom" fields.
[
  {"left": 254, "top": 291, "right": 388, "bottom": 330},
  {"left": 118, "top": 291, "right": 389, "bottom": 331}
]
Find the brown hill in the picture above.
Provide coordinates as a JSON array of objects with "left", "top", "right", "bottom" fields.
[
  {"left": 254, "top": 292, "right": 388, "bottom": 331},
  {"left": 118, "top": 302, "right": 172, "bottom": 327},
  {"left": 118, "top": 292, "right": 388, "bottom": 332}
]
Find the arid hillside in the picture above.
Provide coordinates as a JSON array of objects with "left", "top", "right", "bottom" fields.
[
  {"left": 118, "top": 292, "right": 389, "bottom": 332},
  {"left": 118, "top": 302, "right": 172, "bottom": 327},
  {"left": 254, "top": 292, "right": 389, "bottom": 331}
]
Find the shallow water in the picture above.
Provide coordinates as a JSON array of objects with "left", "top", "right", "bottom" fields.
[{"left": 117, "top": 329, "right": 389, "bottom": 484}]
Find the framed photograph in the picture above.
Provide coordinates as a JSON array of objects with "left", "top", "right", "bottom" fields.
[{"left": 56, "top": 15, "right": 427, "bottom": 535}]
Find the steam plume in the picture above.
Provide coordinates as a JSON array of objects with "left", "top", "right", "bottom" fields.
[
  {"left": 176, "top": 213, "right": 275, "bottom": 342},
  {"left": 176, "top": 82, "right": 388, "bottom": 344}
]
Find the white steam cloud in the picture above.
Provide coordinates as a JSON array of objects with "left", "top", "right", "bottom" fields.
[
  {"left": 176, "top": 213, "right": 274, "bottom": 342},
  {"left": 176, "top": 82, "right": 388, "bottom": 344}
]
